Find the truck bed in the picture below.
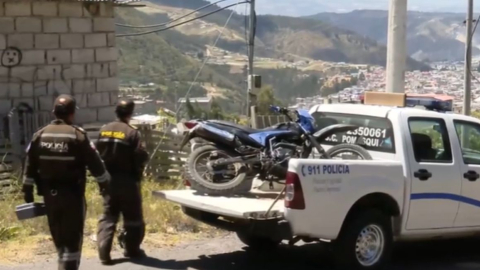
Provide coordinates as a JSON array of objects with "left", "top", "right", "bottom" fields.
[{"left": 153, "top": 190, "right": 285, "bottom": 220}]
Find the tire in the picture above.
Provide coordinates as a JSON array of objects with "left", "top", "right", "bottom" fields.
[
  {"left": 333, "top": 210, "right": 393, "bottom": 270},
  {"left": 185, "top": 145, "right": 253, "bottom": 196},
  {"left": 236, "top": 230, "right": 282, "bottom": 250},
  {"left": 326, "top": 144, "right": 373, "bottom": 160}
]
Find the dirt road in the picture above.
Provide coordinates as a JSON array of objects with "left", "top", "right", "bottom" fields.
[{"left": 2, "top": 233, "right": 480, "bottom": 270}]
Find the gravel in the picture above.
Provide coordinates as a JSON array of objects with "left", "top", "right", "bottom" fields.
[{"left": 1, "top": 233, "right": 480, "bottom": 270}]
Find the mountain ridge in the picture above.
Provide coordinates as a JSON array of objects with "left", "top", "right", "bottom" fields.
[
  {"left": 143, "top": 0, "right": 429, "bottom": 70},
  {"left": 307, "top": 9, "right": 480, "bottom": 62}
]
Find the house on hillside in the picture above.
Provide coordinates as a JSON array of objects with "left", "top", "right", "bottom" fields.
[{"left": 177, "top": 97, "right": 212, "bottom": 118}]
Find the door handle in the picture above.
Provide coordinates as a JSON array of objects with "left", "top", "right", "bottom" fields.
[
  {"left": 414, "top": 169, "right": 432, "bottom": 181},
  {"left": 464, "top": 170, "right": 480, "bottom": 181}
]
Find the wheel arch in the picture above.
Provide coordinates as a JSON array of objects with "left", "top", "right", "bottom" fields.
[{"left": 338, "top": 192, "right": 401, "bottom": 237}]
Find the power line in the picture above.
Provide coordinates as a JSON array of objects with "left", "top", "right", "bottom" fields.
[
  {"left": 116, "top": 1, "right": 247, "bottom": 37},
  {"left": 116, "top": 0, "right": 230, "bottom": 28},
  {"left": 143, "top": 2, "right": 240, "bottom": 171}
]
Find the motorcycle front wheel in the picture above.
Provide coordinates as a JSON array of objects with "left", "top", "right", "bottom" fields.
[{"left": 185, "top": 145, "right": 254, "bottom": 196}]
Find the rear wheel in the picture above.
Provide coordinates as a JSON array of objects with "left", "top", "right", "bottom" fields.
[
  {"left": 326, "top": 144, "right": 373, "bottom": 160},
  {"left": 333, "top": 210, "right": 393, "bottom": 270},
  {"left": 236, "top": 230, "right": 282, "bottom": 250},
  {"left": 185, "top": 145, "right": 253, "bottom": 195}
]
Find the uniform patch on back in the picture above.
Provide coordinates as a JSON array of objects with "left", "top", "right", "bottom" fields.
[{"left": 100, "top": 131, "right": 126, "bottom": 139}]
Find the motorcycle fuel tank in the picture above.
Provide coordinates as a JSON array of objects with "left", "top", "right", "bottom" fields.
[
  {"left": 15, "top": 202, "right": 46, "bottom": 220},
  {"left": 248, "top": 130, "right": 297, "bottom": 146}
]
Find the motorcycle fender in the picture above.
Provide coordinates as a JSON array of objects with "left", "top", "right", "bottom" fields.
[
  {"left": 314, "top": 124, "right": 358, "bottom": 143},
  {"left": 180, "top": 126, "right": 199, "bottom": 150}
]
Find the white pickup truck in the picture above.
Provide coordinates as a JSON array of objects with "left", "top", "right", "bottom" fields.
[{"left": 155, "top": 99, "right": 480, "bottom": 270}]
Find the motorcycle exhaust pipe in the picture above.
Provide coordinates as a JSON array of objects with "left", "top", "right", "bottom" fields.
[{"left": 207, "top": 155, "right": 259, "bottom": 170}]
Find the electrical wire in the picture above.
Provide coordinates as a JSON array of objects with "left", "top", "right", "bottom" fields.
[
  {"left": 142, "top": 1, "right": 241, "bottom": 171},
  {"left": 116, "top": 1, "right": 248, "bottom": 37},
  {"left": 116, "top": 0, "right": 229, "bottom": 28}
]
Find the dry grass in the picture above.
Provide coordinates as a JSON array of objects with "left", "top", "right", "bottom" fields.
[{"left": 0, "top": 178, "right": 218, "bottom": 265}]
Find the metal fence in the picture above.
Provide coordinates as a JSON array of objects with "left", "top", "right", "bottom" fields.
[{"left": 0, "top": 103, "right": 53, "bottom": 197}]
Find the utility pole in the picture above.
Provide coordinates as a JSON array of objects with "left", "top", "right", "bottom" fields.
[
  {"left": 247, "top": 0, "right": 256, "bottom": 118},
  {"left": 385, "top": 0, "right": 408, "bottom": 93},
  {"left": 464, "top": 0, "right": 474, "bottom": 116}
]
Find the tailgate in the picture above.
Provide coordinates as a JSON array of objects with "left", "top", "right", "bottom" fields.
[{"left": 153, "top": 190, "right": 285, "bottom": 220}]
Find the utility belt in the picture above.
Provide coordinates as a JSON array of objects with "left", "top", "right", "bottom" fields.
[{"left": 38, "top": 177, "right": 84, "bottom": 197}]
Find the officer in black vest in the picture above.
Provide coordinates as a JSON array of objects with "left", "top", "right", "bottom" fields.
[
  {"left": 22, "top": 94, "right": 111, "bottom": 270},
  {"left": 95, "top": 99, "right": 149, "bottom": 265}
]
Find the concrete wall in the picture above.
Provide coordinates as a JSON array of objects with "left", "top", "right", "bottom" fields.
[{"left": 0, "top": 1, "right": 118, "bottom": 124}]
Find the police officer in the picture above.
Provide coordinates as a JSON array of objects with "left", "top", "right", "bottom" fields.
[
  {"left": 22, "top": 94, "right": 111, "bottom": 270},
  {"left": 95, "top": 99, "right": 149, "bottom": 265}
]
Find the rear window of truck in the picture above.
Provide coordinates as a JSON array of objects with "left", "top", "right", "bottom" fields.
[{"left": 312, "top": 112, "right": 396, "bottom": 153}]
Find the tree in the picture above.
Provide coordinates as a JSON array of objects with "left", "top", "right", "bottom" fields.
[
  {"left": 209, "top": 98, "right": 223, "bottom": 120},
  {"left": 257, "top": 85, "right": 282, "bottom": 115},
  {"left": 185, "top": 98, "right": 196, "bottom": 119},
  {"left": 359, "top": 72, "right": 366, "bottom": 81}
]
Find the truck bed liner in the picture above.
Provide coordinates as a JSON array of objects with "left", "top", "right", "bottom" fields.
[{"left": 153, "top": 190, "right": 285, "bottom": 220}]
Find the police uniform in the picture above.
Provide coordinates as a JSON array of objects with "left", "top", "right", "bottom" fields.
[
  {"left": 22, "top": 95, "right": 110, "bottom": 270},
  {"left": 95, "top": 99, "right": 149, "bottom": 264}
]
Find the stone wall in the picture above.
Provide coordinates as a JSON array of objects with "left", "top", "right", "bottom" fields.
[{"left": 0, "top": 1, "right": 118, "bottom": 124}]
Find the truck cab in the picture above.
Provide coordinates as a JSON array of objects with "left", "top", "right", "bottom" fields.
[{"left": 283, "top": 94, "right": 480, "bottom": 269}]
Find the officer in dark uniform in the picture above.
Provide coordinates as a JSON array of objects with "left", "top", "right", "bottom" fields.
[
  {"left": 22, "top": 94, "right": 111, "bottom": 270},
  {"left": 95, "top": 99, "right": 149, "bottom": 265}
]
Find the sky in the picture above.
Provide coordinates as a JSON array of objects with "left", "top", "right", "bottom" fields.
[{"left": 212, "top": 0, "right": 480, "bottom": 17}]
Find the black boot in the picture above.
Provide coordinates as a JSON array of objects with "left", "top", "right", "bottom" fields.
[
  {"left": 100, "top": 257, "right": 113, "bottom": 266},
  {"left": 123, "top": 249, "right": 146, "bottom": 259}
]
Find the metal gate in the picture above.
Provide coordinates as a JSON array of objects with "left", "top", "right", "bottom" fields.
[{"left": 7, "top": 103, "right": 53, "bottom": 166}]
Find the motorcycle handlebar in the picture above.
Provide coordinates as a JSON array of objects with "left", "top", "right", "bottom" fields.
[{"left": 269, "top": 105, "right": 290, "bottom": 115}]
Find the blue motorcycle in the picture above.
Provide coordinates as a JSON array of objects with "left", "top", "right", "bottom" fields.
[{"left": 179, "top": 105, "right": 361, "bottom": 195}]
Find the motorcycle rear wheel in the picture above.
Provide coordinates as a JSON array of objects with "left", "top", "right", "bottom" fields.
[{"left": 185, "top": 145, "right": 254, "bottom": 196}]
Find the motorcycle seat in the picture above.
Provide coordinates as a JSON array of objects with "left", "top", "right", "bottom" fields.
[{"left": 208, "top": 120, "right": 284, "bottom": 134}]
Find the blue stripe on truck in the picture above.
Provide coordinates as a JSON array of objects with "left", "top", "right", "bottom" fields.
[{"left": 411, "top": 193, "right": 480, "bottom": 207}]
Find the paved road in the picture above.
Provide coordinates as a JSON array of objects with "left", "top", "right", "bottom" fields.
[{"left": 2, "top": 233, "right": 480, "bottom": 270}]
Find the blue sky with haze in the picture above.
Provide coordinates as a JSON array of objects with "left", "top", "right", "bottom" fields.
[{"left": 211, "top": 1, "right": 479, "bottom": 16}]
